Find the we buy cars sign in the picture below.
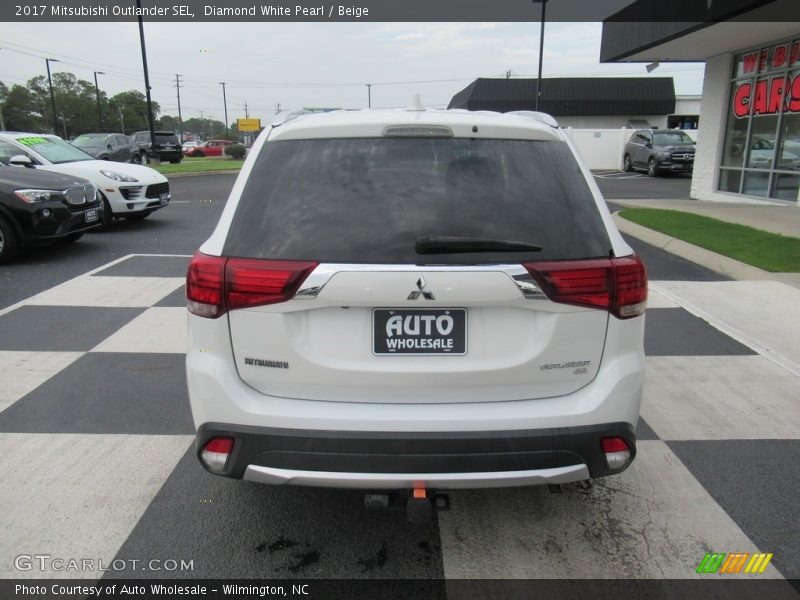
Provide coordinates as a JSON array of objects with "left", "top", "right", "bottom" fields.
[{"left": 733, "top": 40, "right": 800, "bottom": 118}]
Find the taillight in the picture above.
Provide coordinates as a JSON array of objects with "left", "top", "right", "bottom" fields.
[
  {"left": 186, "top": 252, "right": 318, "bottom": 318},
  {"left": 522, "top": 255, "right": 647, "bottom": 319},
  {"left": 201, "top": 437, "right": 234, "bottom": 473},
  {"left": 601, "top": 437, "right": 632, "bottom": 470},
  {"left": 186, "top": 252, "right": 226, "bottom": 318},
  {"left": 226, "top": 258, "right": 318, "bottom": 310}
]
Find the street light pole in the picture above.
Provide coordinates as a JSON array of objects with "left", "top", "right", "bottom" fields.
[
  {"left": 175, "top": 74, "right": 184, "bottom": 143},
  {"left": 366, "top": 84, "right": 372, "bottom": 108},
  {"left": 93, "top": 71, "right": 105, "bottom": 130},
  {"left": 45, "top": 57, "right": 59, "bottom": 134},
  {"left": 136, "top": 0, "right": 157, "bottom": 158},
  {"left": 533, "top": 0, "right": 548, "bottom": 112},
  {"left": 220, "top": 82, "right": 228, "bottom": 136}
]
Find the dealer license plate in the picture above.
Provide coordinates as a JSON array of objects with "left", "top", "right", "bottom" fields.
[
  {"left": 373, "top": 308, "right": 466, "bottom": 355},
  {"left": 85, "top": 209, "right": 98, "bottom": 222}
]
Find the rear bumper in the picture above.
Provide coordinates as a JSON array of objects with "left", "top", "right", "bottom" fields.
[{"left": 196, "top": 422, "right": 636, "bottom": 488}]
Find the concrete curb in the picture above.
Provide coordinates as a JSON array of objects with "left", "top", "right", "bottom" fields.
[{"left": 612, "top": 212, "right": 800, "bottom": 288}]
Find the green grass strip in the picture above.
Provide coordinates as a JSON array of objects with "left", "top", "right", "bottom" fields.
[
  {"left": 154, "top": 157, "right": 244, "bottom": 175},
  {"left": 619, "top": 208, "right": 800, "bottom": 272}
]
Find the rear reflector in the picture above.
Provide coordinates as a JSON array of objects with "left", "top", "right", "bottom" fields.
[
  {"left": 186, "top": 252, "right": 318, "bottom": 318},
  {"left": 601, "top": 437, "right": 632, "bottom": 471},
  {"left": 201, "top": 437, "right": 234, "bottom": 473},
  {"left": 522, "top": 255, "right": 647, "bottom": 319}
]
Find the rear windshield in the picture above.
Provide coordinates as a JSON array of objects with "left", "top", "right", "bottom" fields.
[
  {"left": 224, "top": 137, "right": 611, "bottom": 264},
  {"left": 155, "top": 133, "right": 178, "bottom": 144}
]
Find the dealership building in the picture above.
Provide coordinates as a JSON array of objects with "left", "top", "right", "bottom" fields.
[{"left": 601, "top": 0, "right": 800, "bottom": 204}]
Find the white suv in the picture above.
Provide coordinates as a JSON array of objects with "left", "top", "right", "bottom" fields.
[{"left": 186, "top": 103, "right": 647, "bottom": 493}]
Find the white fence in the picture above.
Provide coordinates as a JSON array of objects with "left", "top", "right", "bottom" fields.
[{"left": 562, "top": 128, "right": 698, "bottom": 171}]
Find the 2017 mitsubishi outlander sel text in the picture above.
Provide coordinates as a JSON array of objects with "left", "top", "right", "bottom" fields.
[{"left": 186, "top": 100, "right": 648, "bottom": 503}]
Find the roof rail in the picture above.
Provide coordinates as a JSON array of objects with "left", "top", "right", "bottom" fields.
[{"left": 505, "top": 111, "right": 558, "bottom": 128}]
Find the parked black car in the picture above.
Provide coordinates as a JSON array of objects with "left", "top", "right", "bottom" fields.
[
  {"left": 623, "top": 129, "right": 696, "bottom": 176},
  {"left": 0, "top": 164, "right": 103, "bottom": 262},
  {"left": 131, "top": 131, "right": 183, "bottom": 164},
  {"left": 71, "top": 133, "right": 142, "bottom": 164}
]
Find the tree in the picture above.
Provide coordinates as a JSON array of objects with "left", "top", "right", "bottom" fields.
[
  {"left": 108, "top": 91, "right": 160, "bottom": 135},
  {"left": 1, "top": 82, "right": 46, "bottom": 132}
]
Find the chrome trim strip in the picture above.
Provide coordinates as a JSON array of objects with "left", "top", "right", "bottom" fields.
[
  {"left": 243, "top": 463, "right": 589, "bottom": 489},
  {"left": 294, "top": 263, "right": 545, "bottom": 300}
]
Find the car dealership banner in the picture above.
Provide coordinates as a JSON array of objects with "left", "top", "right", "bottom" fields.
[{"left": 732, "top": 40, "right": 800, "bottom": 118}]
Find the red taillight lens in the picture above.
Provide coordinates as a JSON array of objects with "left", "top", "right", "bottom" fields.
[
  {"left": 612, "top": 256, "right": 648, "bottom": 318},
  {"left": 201, "top": 437, "right": 234, "bottom": 473},
  {"left": 226, "top": 258, "right": 318, "bottom": 310},
  {"left": 601, "top": 436, "right": 632, "bottom": 471},
  {"left": 186, "top": 252, "right": 226, "bottom": 318},
  {"left": 186, "top": 253, "right": 318, "bottom": 318},
  {"left": 523, "top": 255, "right": 647, "bottom": 319}
]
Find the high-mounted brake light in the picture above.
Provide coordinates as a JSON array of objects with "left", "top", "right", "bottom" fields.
[
  {"left": 186, "top": 252, "right": 318, "bottom": 318},
  {"left": 522, "top": 255, "right": 647, "bottom": 319}
]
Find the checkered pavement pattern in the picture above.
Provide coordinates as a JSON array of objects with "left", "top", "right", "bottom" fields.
[{"left": 0, "top": 254, "right": 798, "bottom": 582}]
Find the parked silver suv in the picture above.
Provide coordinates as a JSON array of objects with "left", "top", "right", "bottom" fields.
[{"left": 185, "top": 103, "right": 648, "bottom": 500}]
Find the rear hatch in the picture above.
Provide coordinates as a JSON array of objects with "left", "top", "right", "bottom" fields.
[{"left": 197, "top": 135, "right": 643, "bottom": 404}]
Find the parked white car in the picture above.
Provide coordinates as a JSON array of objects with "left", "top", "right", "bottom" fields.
[
  {"left": 186, "top": 103, "right": 648, "bottom": 512},
  {"left": 0, "top": 133, "right": 170, "bottom": 225}
]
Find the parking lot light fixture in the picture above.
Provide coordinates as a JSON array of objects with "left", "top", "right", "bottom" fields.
[{"left": 45, "top": 58, "right": 60, "bottom": 134}]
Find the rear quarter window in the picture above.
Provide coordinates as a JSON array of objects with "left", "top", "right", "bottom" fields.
[{"left": 224, "top": 137, "right": 611, "bottom": 264}]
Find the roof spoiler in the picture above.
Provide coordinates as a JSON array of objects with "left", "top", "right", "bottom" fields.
[{"left": 505, "top": 111, "right": 559, "bottom": 128}]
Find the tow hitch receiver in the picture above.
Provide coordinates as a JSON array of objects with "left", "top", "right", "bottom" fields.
[{"left": 363, "top": 488, "right": 450, "bottom": 524}]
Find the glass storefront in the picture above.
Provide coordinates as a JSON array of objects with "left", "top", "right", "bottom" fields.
[{"left": 719, "top": 37, "right": 800, "bottom": 202}]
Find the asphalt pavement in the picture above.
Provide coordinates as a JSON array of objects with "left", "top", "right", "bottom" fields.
[{"left": 1, "top": 173, "right": 798, "bottom": 591}]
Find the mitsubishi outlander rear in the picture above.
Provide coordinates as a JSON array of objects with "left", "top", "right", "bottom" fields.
[{"left": 186, "top": 102, "right": 647, "bottom": 491}]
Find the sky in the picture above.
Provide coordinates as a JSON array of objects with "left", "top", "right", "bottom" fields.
[{"left": 0, "top": 21, "right": 706, "bottom": 124}]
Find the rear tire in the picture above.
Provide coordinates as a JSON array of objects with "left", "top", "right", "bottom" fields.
[
  {"left": 194, "top": 151, "right": 204, "bottom": 157},
  {"left": 0, "top": 216, "right": 21, "bottom": 263},
  {"left": 131, "top": 154, "right": 142, "bottom": 164},
  {"left": 647, "top": 158, "right": 657, "bottom": 177},
  {"left": 623, "top": 154, "right": 632, "bottom": 172},
  {"left": 170, "top": 159, "right": 181, "bottom": 164}
]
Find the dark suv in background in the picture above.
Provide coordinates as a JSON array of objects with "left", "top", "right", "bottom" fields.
[
  {"left": 623, "top": 129, "right": 695, "bottom": 176},
  {"left": 71, "top": 133, "right": 141, "bottom": 164},
  {"left": 131, "top": 131, "right": 183, "bottom": 164}
]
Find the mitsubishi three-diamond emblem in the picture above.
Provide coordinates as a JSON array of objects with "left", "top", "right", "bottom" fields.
[{"left": 407, "top": 276, "right": 435, "bottom": 300}]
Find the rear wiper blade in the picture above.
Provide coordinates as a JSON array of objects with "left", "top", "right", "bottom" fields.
[{"left": 415, "top": 235, "right": 543, "bottom": 254}]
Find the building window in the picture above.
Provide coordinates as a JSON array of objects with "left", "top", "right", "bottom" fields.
[{"left": 718, "top": 38, "right": 800, "bottom": 202}]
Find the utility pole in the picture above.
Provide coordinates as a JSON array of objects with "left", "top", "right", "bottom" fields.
[
  {"left": 275, "top": 102, "right": 282, "bottom": 115},
  {"left": 45, "top": 57, "right": 59, "bottom": 134},
  {"left": 93, "top": 71, "right": 105, "bottom": 130},
  {"left": 533, "top": 0, "right": 548, "bottom": 112},
  {"left": 136, "top": 0, "right": 157, "bottom": 159},
  {"left": 244, "top": 101, "right": 249, "bottom": 118},
  {"left": 366, "top": 83, "right": 372, "bottom": 108},
  {"left": 118, "top": 105, "right": 125, "bottom": 134},
  {"left": 175, "top": 74, "right": 184, "bottom": 143},
  {"left": 220, "top": 82, "right": 229, "bottom": 136}
]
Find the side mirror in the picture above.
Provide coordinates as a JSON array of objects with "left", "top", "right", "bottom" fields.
[
  {"left": 9, "top": 155, "right": 34, "bottom": 168},
  {"left": 645, "top": 142, "right": 652, "bottom": 148},
  {"left": 107, "top": 143, "right": 113, "bottom": 149}
]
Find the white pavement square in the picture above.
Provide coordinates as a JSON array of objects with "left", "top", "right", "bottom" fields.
[
  {"left": 91, "top": 308, "right": 188, "bottom": 354},
  {"left": 641, "top": 356, "right": 800, "bottom": 441},
  {"left": 437, "top": 440, "right": 784, "bottom": 579},
  {"left": 653, "top": 281, "right": 800, "bottom": 373},
  {"left": 0, "top": 433, "right": 193, "bottom": 579},
  {"left": 0, "top": 351, "right": 83, "bottom": 412},
  {"left": 25, "top": 276, "right": 184, "bottom": 308}
]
